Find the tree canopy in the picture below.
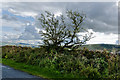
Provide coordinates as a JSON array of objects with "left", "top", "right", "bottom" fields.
[{"left": 38, "top": 10, "right": 93, "bottom": 50}]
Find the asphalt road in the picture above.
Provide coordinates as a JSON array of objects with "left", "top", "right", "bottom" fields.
[{"left": 0, "top": 63, "right": 47, "bottom": 80}]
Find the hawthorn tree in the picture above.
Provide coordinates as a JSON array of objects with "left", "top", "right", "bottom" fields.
[{"left": 38, "top": 10, "right": 93, "bottom": 50}]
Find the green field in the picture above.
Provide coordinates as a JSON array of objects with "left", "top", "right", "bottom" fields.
[{"left": 81, "top": 44, "right": 120, "bottom": 51}]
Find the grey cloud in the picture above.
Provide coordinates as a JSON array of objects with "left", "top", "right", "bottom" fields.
[
  {"left": 2, "top": 14, "right": 18, "bottom": 21},
  {"left": 18, "top": 24, "right": 41, "bottom": 40},
  {"left": 2, "top": 2, "right": 118, "bottom": 34},
  {"left": 2, "top": 14, "right": 29, "bottom": 23},
  {"left": 87, "top": 3, "right": 118, "bottom": 27},
  {"left": 83, "top": 17, "right": 118, "bottom": 34}
]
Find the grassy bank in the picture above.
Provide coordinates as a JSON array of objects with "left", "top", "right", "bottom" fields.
[
  {"left": 2, "top": 45, "right": 120, "bottom": 79},
  {"left": 2, "top": 58, "right": 88, "bottom": 80},
  {"left": 2, "top": 58, "right": 73, "bottom": 80}
]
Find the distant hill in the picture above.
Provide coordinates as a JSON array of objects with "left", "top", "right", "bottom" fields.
[
  {"left": 1, "top": 42, "right": 38, "bottom": 48},
  {"left": 1, "top": 42, "right": 120, "bottom": 51},
  {"left": 80, "top": 44, "right": 120, "bottom": 51}
]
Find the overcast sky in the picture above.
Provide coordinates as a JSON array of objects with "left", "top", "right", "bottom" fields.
[{"left": 1, "top": 1, "right": 119, "bottom": 44}]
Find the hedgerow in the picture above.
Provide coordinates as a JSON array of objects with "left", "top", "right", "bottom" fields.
[{"left": 2, "top": 45, "right": 120, "bottom": 78}]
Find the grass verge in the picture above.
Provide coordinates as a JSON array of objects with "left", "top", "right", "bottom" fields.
[{"left": 2, "top": 58, "right": 71, "bottom": 80}]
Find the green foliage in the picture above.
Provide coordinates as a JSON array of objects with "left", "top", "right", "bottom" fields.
[
  {"left": 80, "top": 66, "right": 101, "bottom": 78},
  {"left": 2, "top": 45, "right": 120, "bottom": 79}
]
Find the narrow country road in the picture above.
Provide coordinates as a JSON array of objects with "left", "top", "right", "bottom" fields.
[{"left": 0, "top": 63, "right": 47, "bottom": 80}]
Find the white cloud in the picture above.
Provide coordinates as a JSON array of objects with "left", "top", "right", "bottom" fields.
[
  {"left": 8, "top": 8, "right": 16, "bottom": 13},
  {"left": 8, "top": 8, "right": 38, "bottom": 17},
  {"left": 16, "top": 11, "right": 38, "bottom": 17},
  {"left": 116, "top": 0, "right": 120, "bottom": 6},
  {"left": 2, "top": 32, "right": 20, "bottom": 41},
  {"left": 54, "top": 12, "right": 62, "bottom": 17},
  {"left": 86, "top": 30, "right": 118, "bottom": 44}
]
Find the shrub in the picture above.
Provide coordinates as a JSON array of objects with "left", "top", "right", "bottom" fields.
[
  {"left": 80, "top": 66, "right": 101, "bottom": 78},
  {"left": 2, "top": 45, "right": 120, "bottom": 78}
]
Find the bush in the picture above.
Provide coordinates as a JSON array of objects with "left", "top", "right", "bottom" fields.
[
  {"left": 80, "top": 66, "right": 101, "bottom": 78},
  {"left": 2, "top": 45, "right": 120, "bottom": 78}
]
